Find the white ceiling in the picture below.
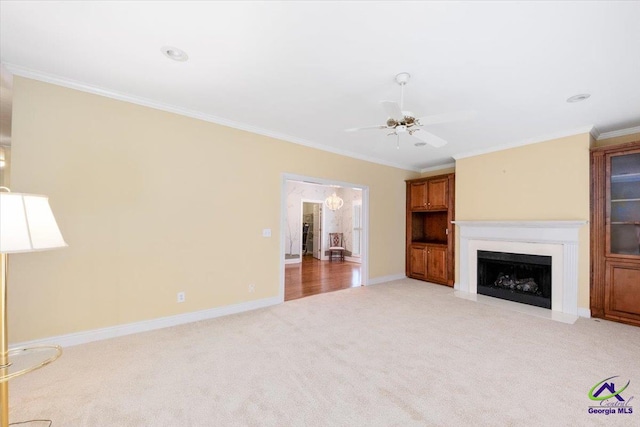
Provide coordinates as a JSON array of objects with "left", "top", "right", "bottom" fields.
[{"left": 1, "top": 1, "right": 639, "bottom": 171}]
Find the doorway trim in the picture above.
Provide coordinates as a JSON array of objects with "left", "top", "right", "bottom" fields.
[
  {"left": 300, "top": 199, "right": 326, "bottom": 261},
  {"left": 280, "top": 173, "right": 370, "bottom": 303}
]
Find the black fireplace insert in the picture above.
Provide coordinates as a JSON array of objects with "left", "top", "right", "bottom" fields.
[{"left": 477, "top": 250, "right": 552, "bottom": 309}]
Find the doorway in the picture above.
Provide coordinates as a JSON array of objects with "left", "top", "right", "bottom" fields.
[
  {"left": 301, "top": 201, "right": 323, "bottom": 260},
  {"left": 281, "top": 174, "right": 368, "bottom": 302}
]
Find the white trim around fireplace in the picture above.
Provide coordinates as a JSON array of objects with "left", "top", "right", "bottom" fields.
[{"left": 453, "top": 221, "right": 587, "bottom": 319}]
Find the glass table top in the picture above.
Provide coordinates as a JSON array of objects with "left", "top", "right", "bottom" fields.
[{"left": 0, "top": 345, "right": 62, "bottom": 382}]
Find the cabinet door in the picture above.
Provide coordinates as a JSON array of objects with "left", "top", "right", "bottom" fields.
[
  {"left": 425, "top": 245, "right": 448, "bottom": 283},
  {"left": 608, "top": 151, "right": 640, "bottom": 256},
  {"left": 605, "top": 260, "right": 640, "bottom": 325},
  {"left": 427, "top": 178, "right": 448, "bottom": 210},
  {"left": 409, "top": 246, "right": 427, "bottom": 278},
  {"left": 410, "top": 182, "right": 427, "bottom": 210}
]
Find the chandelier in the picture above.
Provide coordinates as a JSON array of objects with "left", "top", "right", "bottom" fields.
[{"left": 324, "top": 192, "right": 344, "bottom": 211}]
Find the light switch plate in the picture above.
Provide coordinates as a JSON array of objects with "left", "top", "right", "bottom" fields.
[{"left": 262, "top": 228, "right": 271, "bottom": 237}]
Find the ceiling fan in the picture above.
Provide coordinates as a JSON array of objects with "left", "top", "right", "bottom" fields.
[{"left": 346, "top": 72, "right": 474, "bottom": 149}]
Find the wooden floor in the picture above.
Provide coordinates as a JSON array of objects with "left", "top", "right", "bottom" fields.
[{"left": 285, "top": 255, "right": 362, "bottom": 301}]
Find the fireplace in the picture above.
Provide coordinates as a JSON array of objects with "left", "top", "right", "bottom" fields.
[
  {"left": 453, "top": 220, "right": 586, "bottom": 318},
  {"left": 477, "top": 250, "right": 552, "bottom": 309}
]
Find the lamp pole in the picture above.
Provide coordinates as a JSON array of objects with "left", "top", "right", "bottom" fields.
[{"left": 1, "top": 253, "right": 9, "bottom": 427}]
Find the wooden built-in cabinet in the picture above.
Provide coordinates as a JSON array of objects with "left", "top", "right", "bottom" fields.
[
  {"left": 409, "top": 244, "right": 448, "bottom": 283},
  {"left": 409, "top": 245, "right": 427, "bottom": 278},
  {"left": 406, "top": 174, "right": 455, "bottom": 286},
  {"left": 409, "top": 177, "right": 448, "bottom": 211},
  {"left": 591, "top": 141, "right": 640, "bottom": 327}
]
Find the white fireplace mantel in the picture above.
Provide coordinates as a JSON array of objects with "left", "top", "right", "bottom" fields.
[{"left": 453, "top": 220, "right": 587, "bottom": 318}]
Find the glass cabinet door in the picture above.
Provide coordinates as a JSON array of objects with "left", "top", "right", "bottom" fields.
[{"left": 609, "top": 152, "right": 640, "bottom": 255}]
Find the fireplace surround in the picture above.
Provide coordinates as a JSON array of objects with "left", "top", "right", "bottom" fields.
[{"left": 453, "top": 221, "right": 586, "bottom": 318}]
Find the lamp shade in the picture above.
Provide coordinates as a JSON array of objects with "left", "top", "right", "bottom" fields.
[{"left": 0, "top": 192, "right": 67, "bottom": 253}]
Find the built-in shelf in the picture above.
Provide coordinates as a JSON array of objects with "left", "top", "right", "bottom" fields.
[
  {"left": 406, "top": 174, "right": 455, "bottom": 286},
  {"left": 412, "top": 240, "right": 448, "bottom": 246},
  {"left": 611, "top": 172, "right": 640, "bottom": 183},
  {"left": 591, "top": 141, "right": 640, "bottom": 327}
]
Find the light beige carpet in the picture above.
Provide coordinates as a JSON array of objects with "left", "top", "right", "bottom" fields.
[{"left": 9, "top": 279, "right": 640, "bottom": 426}]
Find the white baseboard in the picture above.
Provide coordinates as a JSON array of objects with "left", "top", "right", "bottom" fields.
[
  {"left": 577, "top": 307, "right": 591, "bottom": 318},
  {"left": 12, "top": 295, "right": 281, "bottom": 349},
  {"left": 345, "top": 256, "right": 361, "bottom": 263},
  {"left": 367, "top": 273, "right": 407, "bottom": 286},
  {"left": 285, "top": 258, "right": 301, "bottom": 264}
]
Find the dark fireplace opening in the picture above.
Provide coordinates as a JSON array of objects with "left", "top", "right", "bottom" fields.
[{"left": 477, "top": 251, "right": 552, "bottom": 309}]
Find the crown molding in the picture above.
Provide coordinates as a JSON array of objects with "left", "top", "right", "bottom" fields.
[
  {"left": 452, "top": 126, "right": 595, "bottom": 160},
  {"left": 419, "top": 162, "right": 455, "bottom": 173},
  {"left": 3, "top": 63, "right": 421, "bottom": 173},
  {"left": 596, "top": 125, "right": 640, "bottom": 141}
]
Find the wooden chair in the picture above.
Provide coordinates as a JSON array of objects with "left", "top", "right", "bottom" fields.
[{"left": 328, "top": 233, "right": 345, "bottom": 262}]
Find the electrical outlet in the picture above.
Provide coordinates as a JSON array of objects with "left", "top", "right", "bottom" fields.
[
  {"left": 248, "top": 284, "right": 255, "bottom": 293},
  {"left": 177, "top": 292, "right": 185, "bottom": 303}
]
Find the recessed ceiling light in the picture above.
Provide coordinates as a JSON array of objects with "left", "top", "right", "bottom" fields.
[
  {"left": 414, "top": 142, "right": 427, "bottom": 147},
  {"left": 161, "top": 46, "right": 188, "bottom": 62},
  {"left": 566, "top": 93, "right": 590, "bottom": 103}
]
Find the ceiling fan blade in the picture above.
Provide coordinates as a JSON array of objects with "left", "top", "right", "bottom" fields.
[
  {"left": 417, "top": 110, "right": 476, "bottom": 126},
  {"left": 345, "top": 125, "right": 388, "bottom": 132},
  {"left": 380, "top": 101, "right": 404, "bottom": 121},
  {"left": 411, "top": 129, "right": 448, "bottom": 148}
]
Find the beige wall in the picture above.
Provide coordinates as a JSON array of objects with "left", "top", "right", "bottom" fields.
[
  {"left": 455, "top": 133, "right": 591, "bottom": 309},
  {"left": 9, "top": 77, "right": 419, "bottom": 342}
]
